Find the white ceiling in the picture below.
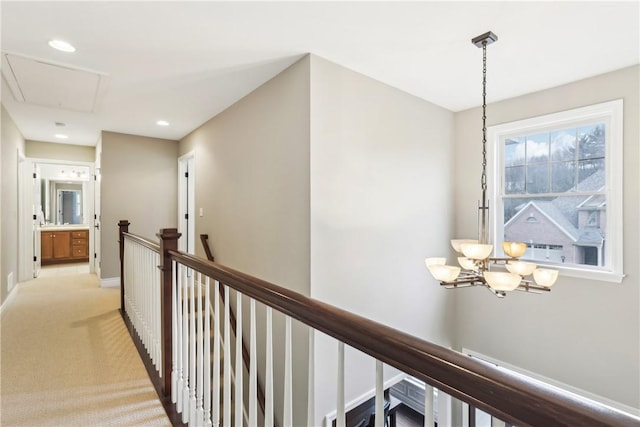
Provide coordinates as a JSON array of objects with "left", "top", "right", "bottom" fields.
[{"left": 1, "top": 1, "right": 638, "bottom": 147}]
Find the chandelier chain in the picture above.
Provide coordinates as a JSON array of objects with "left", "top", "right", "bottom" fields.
[{"left": 481, "top": 41, "right": 488, "bottom": 193}]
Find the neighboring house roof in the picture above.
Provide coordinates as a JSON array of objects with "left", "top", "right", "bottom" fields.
[
  {"left": 575, "top": 228, "right": 605, "bottom": 246},
  {"left": 505, "top": 200, "right": 580, "bottom": 242},
  {"left": 505, "top": 168, "right": 605, "bottom": 245},
  {"left": 574, "top": 168, "right": 605, "bottom": 192},
  {"left": 551, "top": 169, "right": 605, "bottom": 227},
  {"left": 577, "top": 193, "right": 606, "bottom": 210}
]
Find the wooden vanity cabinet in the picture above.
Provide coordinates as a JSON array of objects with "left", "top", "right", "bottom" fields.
[
  {"left": 41, "top": 229, "right": 89, "bottom": 264},
  {"left": 71, "top": 230, "right": 88, "bottom": 259}
]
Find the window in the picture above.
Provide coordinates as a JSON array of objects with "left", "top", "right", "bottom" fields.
[{"left": 489, "top": 100, "right": 624, "bottom": 282}]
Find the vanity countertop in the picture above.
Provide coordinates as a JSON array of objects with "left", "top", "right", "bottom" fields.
[{"left": 41, "top": 225, "right": 90, "bottom": 231}]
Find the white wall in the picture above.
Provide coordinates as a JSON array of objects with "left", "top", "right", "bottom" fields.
[
  {"left": 101, "top": 131, "right": 178, "bottom": 279},
  {"left": 453, "top": 65, "right": 639, "bottom": 411},
  {"left": 1, "top": 105, "right": 26, "bottom": 304},
  {"left": 309, "top": 55, "right": 456, "bottom": 424}
]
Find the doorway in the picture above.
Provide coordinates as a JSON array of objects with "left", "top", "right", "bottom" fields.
[
  {"left": 18, "top": 159, "right": 97, "bottom": 281},
  {"left": 178, "top": 152, "right": 195, "bottom": 254}
]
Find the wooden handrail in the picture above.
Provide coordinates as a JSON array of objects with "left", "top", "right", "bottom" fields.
[
  {"left": 169, "top": 250, "right": 638, "bottom": 427},
  {"left": 200, "top": 234, "right": 214, "bottom": 262},
  {"left": 122, "top": 231, "right": 161, "bottom": 253},
  {"left": 199, "top": 234, "right": 267, "bottom": 418}
]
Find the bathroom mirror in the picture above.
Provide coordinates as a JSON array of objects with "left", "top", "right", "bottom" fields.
[{"left": 38, "top": 164, "right": 91, "bottom": 226}]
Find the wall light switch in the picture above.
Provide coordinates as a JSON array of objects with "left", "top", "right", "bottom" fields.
[{"left": 199, "top": 208, "right": 204, "bottom": 217}]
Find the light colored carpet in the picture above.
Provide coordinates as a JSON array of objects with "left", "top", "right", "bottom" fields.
[{"left": 0, "top": 271, "right": 171, "bottom": 426}]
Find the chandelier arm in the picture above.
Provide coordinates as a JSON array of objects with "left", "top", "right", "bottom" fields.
[
  {"left": 440, "top": 283, "right": 476, "bottom": 289},
  {"left": 440, "top": 278, "right": 485, "bottom": 286},
  {"left": 516, "top": 282, "right": 552, "bottom": 293}
]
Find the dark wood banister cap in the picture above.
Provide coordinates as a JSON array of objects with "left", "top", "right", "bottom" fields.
[{"left": 167, "top": 249, "right": 639, "bottom": 427}]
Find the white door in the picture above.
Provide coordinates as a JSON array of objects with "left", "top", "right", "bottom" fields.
[
  {"left": 18, "top": 153, "right": 34, "bottom": 281},
  {"left": 178, "top": 152, "right": 195, "bottom": 254},
  {"left": 33, "top": 163, "right": 42, "bottom": 277},
  {"left": 93, "top": 166, "right": 101, "bottom": 277}
]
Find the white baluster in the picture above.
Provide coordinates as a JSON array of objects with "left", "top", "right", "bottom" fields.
[
  {"left": 307, "top": 328, "right": 315, "bottom": 427},
  {"left": 492, "top": 418, "right": 506, "bottom": 427},
  {"left": 223, "top": 285, "right": 231, "bottom": 426},
  {"left": 132, "top": 242, "right": 137, "bottom": 333},
  {"left": 141, "top": 245, "right": 145, "bottom": 349},
  {"left": 176, "top": 264, "right": 184, "bottom": 411},
  {"left": 204, "top": 277, "right": 212, "bottom": 427},
  {"left": 337, "top": 342, "right": 345, "bottom": 427},
  {"left": 190, "top": 270, "right": 197, "bottom": 422},
  {"left": 234, "top": 293, "right": 243, "bottom": 427},
  {"left": 155, "top": 251, "right": 161, "bottom": 371},
  {"left": 143, "top": 248, "right": 148, "bottom": 354},
  {"left": 157, "top": 252, "right": 162, "bottom": 374},
  {"left": 265, "top": 307, "right": 274, "bottom": 427},
  {"left": 249, "top": 299, "right": 257, "bottom": 427},
  {"left": 375, "top": 360, "right": 383, "bottom": 427},
  {"left": 424, "top": 384, "right": 434, "bottom": 427},
  {"left": 127, "top": 241, "right": 133, "bottom": 333},
  {"left": 149, "top": 250, "right": 153, "bottom": 364},
  {"left": 212, "top": 281, "right": 220, "bottom": 427},
  {"left": 283, "top": 316, "right": 292, "bottom": 427},
  {"left": 196, "top": 273, "right": 205, "bottom": 425},
  {"left": 182, "top": 265, "right": 190, "bottom": 423},
  {"left": 172, "top": 260, "right": 178, "bottom": 404},
  {"left": 148, "top": 250, "right": 153, "bottom": 365}
]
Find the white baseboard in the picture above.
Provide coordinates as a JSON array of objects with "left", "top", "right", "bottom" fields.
[
  {"left": 323, "top": 372, "right": 406, "bottom": 427},
  {"left": 1, "top": 283, "right": 20, "bottom": 318},
  {"left": 100, "top": 277, "right": 120, "bottom": 288}
]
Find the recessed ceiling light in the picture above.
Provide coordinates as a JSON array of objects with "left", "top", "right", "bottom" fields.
[
  {"left": 48, "top": 39, "right": 76, "bottom": 53},
  {"left": 156, "top": 120, "right": 170, "bottom": 126},
  {"left": 55, "top": 134, "right": 68, "bottom": 139}
]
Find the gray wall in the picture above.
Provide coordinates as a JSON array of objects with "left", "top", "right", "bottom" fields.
[
  {"left": 26, "top": 140, "right": 95, "bottom": 163},
  {"left": 179, "top": 56, "right": 311, "bottom": 426},
  {"left": 309, "top": 55, "right": 456, "bottom": 423},
  {"left": 1, "top": 105, "right": 26, "bottom": 305},
  {"left": 179, "top": 54, "right": 458, "bottom": 424},
  {"left": 453, "top": 65, "right": 639, "bottom": 410},
  {"left": 100, "top": 131, "right": 178, "bottom": 279}
]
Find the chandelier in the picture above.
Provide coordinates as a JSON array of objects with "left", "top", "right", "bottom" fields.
[{"left": 425, "top": 31, "right": 559, "bottom": 297}]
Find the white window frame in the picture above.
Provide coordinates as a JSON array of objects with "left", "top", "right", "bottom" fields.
[{"left": 488, "top": 99, "right": 624, "bottom": 283}]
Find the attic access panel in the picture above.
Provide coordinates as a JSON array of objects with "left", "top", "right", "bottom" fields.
[{"left": 2, "top": 53, "right": 107, "bottom": 113}]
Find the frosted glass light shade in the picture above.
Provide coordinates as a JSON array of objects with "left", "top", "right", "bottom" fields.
[
  {"left": 457, "top": 257, "right": 478, "bottom": 271},
  {"left": 451, "top": 239, "right": 478, "bottom": 253},
  {"left": 505, "top": 261, "right": 537, "bottom": 276},
  {"left": 503, "top": 241, "right": 527, "bottom": 258},
  {"left": 425, "top": 257, "right": 446, "bottom": 268},
  {"left": 428, "top": 265, "right": 461, "bottom": 283},
  {"left": 460, "top": 243, "right": 493, "bottom": 260},
  {"left": 533, "top": 268, "right": 559, "bottom": 287},
  {"left": 483, "top": 271, "right": 521, "bottom": 291}
]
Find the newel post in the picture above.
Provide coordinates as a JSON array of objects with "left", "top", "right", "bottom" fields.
[
  {"left": 118, "top": 220, "right": 130, "bottom": 313},
  {"left": 157, "top": 227, "right": 181, "bottom": 397}
]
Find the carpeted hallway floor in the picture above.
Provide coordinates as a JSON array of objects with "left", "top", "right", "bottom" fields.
[{"left": 0, "top": 267, "right": 171, "bottom": 426}]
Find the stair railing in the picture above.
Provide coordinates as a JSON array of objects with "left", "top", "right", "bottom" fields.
[
  {"left": 119, "top": 220, "right": 640, "bottom": 427},
  {"left": 199, "top": 234, "right": 267, "bottom": 419}
]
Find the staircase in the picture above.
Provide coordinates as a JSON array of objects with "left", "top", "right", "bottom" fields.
[{"left": 119, "top": 221, "right": 640, "bottom": 427}]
